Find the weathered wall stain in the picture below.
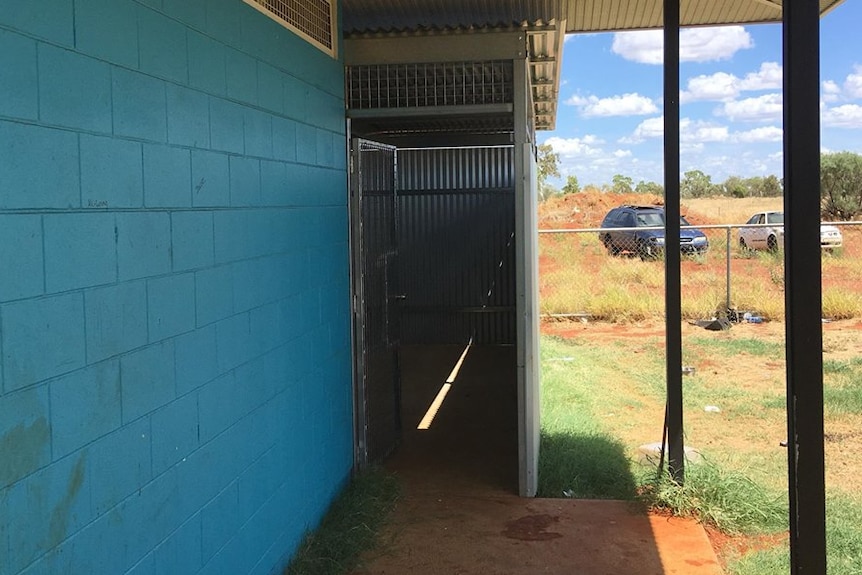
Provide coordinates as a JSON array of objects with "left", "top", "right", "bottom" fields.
[
  {"left": 48, "top": 453, "right": 87, "bottom": 548},
  {"left": 0, "top": 416, "right": 50, "bottom": 487}
]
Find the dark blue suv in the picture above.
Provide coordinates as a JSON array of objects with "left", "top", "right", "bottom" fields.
[{"left": 598, "top": 205, "right": 709, "bottom": 259}]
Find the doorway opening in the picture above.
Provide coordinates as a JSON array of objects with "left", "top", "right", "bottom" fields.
[{"left": 350, "top": 140, "right": 519, "bottom": 493}]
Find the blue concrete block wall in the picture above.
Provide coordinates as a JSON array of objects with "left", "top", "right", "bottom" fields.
[{"left": 0, "top": 1, "right": 352, "bottom": 574}]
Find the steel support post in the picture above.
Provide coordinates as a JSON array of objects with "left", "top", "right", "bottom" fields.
[
  {"left": 783, "top": 1, "right": 827, "bottom": 572},
  {"left": 663, "top": 0, "right": 684, "bottom": 483}
]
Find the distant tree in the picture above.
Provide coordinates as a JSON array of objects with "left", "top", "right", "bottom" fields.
[
  {"left": 821, "top": 151, "right": 862, "bottom": 219},
  {"left": 721, "top": 175, "right": 748, "bottom": 198},
  {"left": 537, "top": 143, "right": 561, "bottom": 201},
  {"left": 761, "top": 174, "right": 783, "bottom": 197},
  {"left": 611, "top": 174, "right": 634, "bottom": 194},
  {"left": 680, "top": 170, "right": 717, "bottom": 198},
  {"left": 635, "top": 180, "right": 664, "bottom": 195},
  {"left": 562, "top": 175, "right": 580, "bottom": 195}
]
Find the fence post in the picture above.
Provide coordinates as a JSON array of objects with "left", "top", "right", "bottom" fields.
[{"left": 726, "top": 227, "right": 731, "bottom": 312}]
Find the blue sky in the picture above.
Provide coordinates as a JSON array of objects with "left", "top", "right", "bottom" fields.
[{"left": 542, "top": 1, "right": 862, "bottom": 188}]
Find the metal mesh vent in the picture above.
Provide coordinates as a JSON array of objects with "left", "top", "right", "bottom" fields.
[
  {"left": 347, "top": 61, "right": 514, "bottom": 110},
  {"left": 245, "top": 0, "right": 336, "bottom": 56}
]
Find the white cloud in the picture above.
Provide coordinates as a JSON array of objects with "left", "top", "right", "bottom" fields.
[
  {"left": 680, "top": 118, "right": 729, "bottom": 143},
  {"left": 565, "top": 92, "right": 658, "bottom": 117},
  {"left": 823, "top": 80, "right": 842, "bottom": 103},
  {"left": 681, "top": 72, "right": 740, "bottom": 103},
  {"left": 844, "top": 65, "right": 862, "bottom": 99},
  {"left": 821, "top": 104, "right": 862, "bottom": 128},
  {"left": 613, "top": 149, "right": 632, "bottom": 158},
  {"left": 622, "top": 116, "right": 665, "bottom": 143},
  {"left": 717, "top": 93, "right": 783, "bottom": 122},
  {"left": 738, "top": 62, "right": 782, "bottom": 91},
  {"left": 680, "top": 62, "right": 782, "bottom": 103},
  {"left": 543, "top": 135, "right": 604, "bottom": 157},
  {"left": 611, "top": 26, "right": 753, "bottom": 65},
  {"left": 733, "top": 126, "right": 784, "bottom": 143}
]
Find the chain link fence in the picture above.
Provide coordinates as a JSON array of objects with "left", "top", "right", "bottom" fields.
[{"left": 539, "top": 221, "right": 862, "bottom": 323}]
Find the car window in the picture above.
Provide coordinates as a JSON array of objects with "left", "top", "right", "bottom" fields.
[
  {"left": 621, "top": 212, "right": 636, "bottom": 227},
  {"left": 680, "top": 216, "right": 691, "bottom": 226},
  {"left": 636, "top": 213, "right": 663, "bottom": 226},
  {"left": 766, "top": 212, "right": 784, "bottom": 224},
  {"left": 746, "top": 214, "right": 760, "bottom": 225}
]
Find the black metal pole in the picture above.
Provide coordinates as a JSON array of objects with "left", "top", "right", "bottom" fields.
[
  {"left": 783, "top": 1, "right": 827, "bottom": 573},
  {"left": 663, "top": 0, "right": 683, "bottom": 483}
]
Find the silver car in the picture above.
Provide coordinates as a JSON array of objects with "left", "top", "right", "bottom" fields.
[{"left": 738, "top": 211, "right": 843, "bottom": 251}]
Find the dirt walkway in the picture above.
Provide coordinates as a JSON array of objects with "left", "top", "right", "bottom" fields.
[{"left": 352, "top": 345, "right": 723, "bottom": 575}]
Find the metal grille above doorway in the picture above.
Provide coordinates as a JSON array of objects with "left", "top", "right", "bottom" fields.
[{"left": 347, "top": 61, "right": 514, "bottom": 109}]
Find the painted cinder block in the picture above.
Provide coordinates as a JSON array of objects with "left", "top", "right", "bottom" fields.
[
  {"left": 153, "top": 514, "right": 202, "bottom": 575},
  {"left": 204, "top": 0, "right": 242, "bottom": 47},
  {"left": 116, "top": 212, "right": 171, "bottom": 281},
  {"left": 0, "top": 215, "right": 43, "bottom": 303},
  {"left": 166, "top": 84, "right": 210, "bottom": 149},
  {"left": 229, "top": 156, "right": 262, "bottom": 206},
  {"left": 315, "top": 128, "right": 335, "bottom": 168},
  {"left": 294, "top": 122, "right": 317, "bottom": 165},
  {"left": 196, "top": 371, "right": 237, "bottom": 444},
  {"left": 171, "top": 211, "right": 214, "bottom": 271},
  {"left": 282, "top": 76, "right": 308, "bottom": 122},
  {"left": 147, "top": 272, "right": 195, "bottom": 342},
  {"left": 49, "top": 361, "right": 121, "bottom": 460},
  {"left": 5, "top": 451, "right": 91, "bottom": 574},
  {"left": 1, "top": 293, "right": 85, "bottom": 393},
  {"left": 0, "top": 385, "right": 51, "bottom": 489},
  {"left": 188, "top": 30, "right": 227, "bottom": 96},
  {"left": 120, "top": 341, "right": 176, "bottom": 424},
  {"left": 138, "top": 8, "right": 188, "bottom": 84},
  {"left": 201, "top": 482, "right": 240, "bottom": 562},
  {"left": 38, "top": 44, "right": 111, "bottom": 133},
  {"left": 191, "top": 150, "right": 230, "bottom": 207},
  {"left": 144, "top": 144, "right": 192, "bottom": 208},
  {"left": 260, "top": 160, "right": 286, "bottom": 206},
  {"left": 162, "top": 0, "right": 207, "bottom": 30},
  {"left": 80, "top": 134, "right": 144, "bottom": 208},
  {"left": 0, "top": 29, "right": 38, "bottom": 120},
  {"left": 174, "top": 324, "right": 218, "bottom": 395},
  {"left": 194, "top": 265, "right": 234, "bottom": 327},
  {"left": 112, "top": 68, "right": 167, "bottom": 142},
  {"left": 87, "top": 417, "right": 152, "bottom": 514},
  {"left": 150, "top": 393, "right": 199, "bottom": 475},
  {"left": 257, "top": 62, "right": 284, "bottom": 115},
  {"left": 209, "top": 97, "right": 245, "bottom": 154},
  {"left": 244, "top": 108, "right": 273, "bottom": 159},
  {"left": 0, "top": 121, "right": 79, "bottom": 210},
  {"left": 84, "top": 280, "right": 148, "bottom": 364},
  {"left": 226, "top": 47, "right": 258, "bottom": 105},
  {"left": 125, "top": 554, "right": 156, "bottom": 575},
  {"left": 74, "top": 0, "right": 139, "bottom": 68},
  {"left": 272, "top": 115, "right": 297, "bottom": 163},
  {"left": 44, "top": 212, "right": 116, "bottom": 293},
  {"left": 1, "top": 0, "right": 74, "bottom": 46},
  {"left": 215, "top": 313, "right": 253, "bottom": 373}
]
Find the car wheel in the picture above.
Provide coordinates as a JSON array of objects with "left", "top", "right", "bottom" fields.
[
  {"left": 739, "top": 237, "right": 747, "bottom": 250},
  {"left": 637, "top": 241, "right": 653, "bottom": 260},
  {"left": 767, "top": 235, "right": 779, "bottom": 252},
  {"left": 602, "top": 235, "right": 619, "bottom": 256}
]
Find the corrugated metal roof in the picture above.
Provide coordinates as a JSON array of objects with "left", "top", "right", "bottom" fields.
[
  {"left": 342, "top": 0, "right": 844, "bottom": 133},
  {"left": 342, "top": 0, "right": 844, "bottom": 34}
]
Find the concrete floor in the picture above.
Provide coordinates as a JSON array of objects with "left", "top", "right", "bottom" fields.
[{"left": 353, "top": 344, "right": 723, "bottom": 575}]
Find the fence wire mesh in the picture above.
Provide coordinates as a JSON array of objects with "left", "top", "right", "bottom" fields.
[{"left": 539, "top": 222, "right": 862, "bottom": 323}]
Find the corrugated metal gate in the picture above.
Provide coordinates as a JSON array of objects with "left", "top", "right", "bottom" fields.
[
  {"left": 351, "top": 138, "right": 401, "bottom": 465},
  {"left": 397, "top": 146, "right": 516, "bottom": 344}
]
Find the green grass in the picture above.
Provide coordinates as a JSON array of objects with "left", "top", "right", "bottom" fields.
[
  {"left": 539, "top": 332, "right": 862, "bottom": 574},
  {"left": 639, "top": 462, "right": 786, "bottom": 535},
  {"left": 686, "top": 336, "right": 784, "bottom": 358},
  {"left": 284, "top": 468, "right": 400, "bottom": 575},
  {"left": 727, "top": 496, "right": 862, "bottom": 575}
]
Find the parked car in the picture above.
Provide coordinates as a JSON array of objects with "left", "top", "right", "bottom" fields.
[
  {"left": 738, "top": 211, "right": 843, "bottom": 251},
  {"left": 598, "top": 205, "right": 709, "bottom": 259}
]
